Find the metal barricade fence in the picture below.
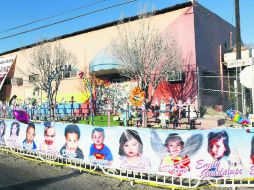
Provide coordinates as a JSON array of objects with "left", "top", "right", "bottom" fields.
[
  {"left": 0, "top": 145, "right": 201, "bottom": 189},
  {"left": 2, "top": 145, "right": 254, "bottom": 188},
  {"left": 0, "top": 103, "right": 91, "bottom": 121},
  {"left": 0, "top": 103, "right": 200, "bottom": 129}
]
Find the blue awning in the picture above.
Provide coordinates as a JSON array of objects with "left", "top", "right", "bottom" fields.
[{"left": 89, "top": 47, "right": 123, "bottom": 75}]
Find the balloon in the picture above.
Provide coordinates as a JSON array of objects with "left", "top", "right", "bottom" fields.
[
  {"left": 13, "top": 110, "right": 29, "bottom": 124},
  {"left": 226, "top": 109, "right": 251, "bottom": 125}
]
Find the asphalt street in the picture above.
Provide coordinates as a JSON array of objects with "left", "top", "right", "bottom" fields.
[
  {"left": 0, "top": 151, "right": 252, "bottom": 190},
  {"left": 0, "top": 152, "right": 165, "bottom": 190}
]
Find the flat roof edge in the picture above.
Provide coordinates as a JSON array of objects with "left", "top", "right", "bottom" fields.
[{"left": 0, "top": 2, "right": 192, "bottom": 56}]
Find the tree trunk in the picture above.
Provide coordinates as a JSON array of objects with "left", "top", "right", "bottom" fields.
[
  {"left": 51, "top": 103, "right": 55, "bottom": 121},
  {"left": 143, "top": 109, "right": 148, "bottom": 127},
  {"left": 50, "top": 96, "right": 54, "bottom": 121},
  {"left": 89, "top": 96, "right": 94, "bottom": 125},
  {"left": 141, "top": 85, "right": 149, "bottom": 127}
]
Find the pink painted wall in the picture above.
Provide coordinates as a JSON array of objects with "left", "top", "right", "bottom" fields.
[
  {"left": 152, "top": 3, "right": 236, "bottom": 107},
  {"left": 153, "top": 6, "right": 197, "bottom": 106},
  {"left": 167, "top": 6, "right": 197, "bottom": 69}
]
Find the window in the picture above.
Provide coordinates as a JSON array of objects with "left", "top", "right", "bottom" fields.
[
  {"left": 63, "top": 70, "right": 71, "bottom": 78},
  {"left": 33, "top": 87, "right": 40, "bottom": 96},
  {"left": 167, "top": 71, "right": 184, "bottom": 82},
  {"left": 29, "top": 74, "right": 39, "bottom": 83},
  {"left": 70, "top": 69, "right": 78, "bottom": 77},
  {"left": 11, "top": 78, "right": 23, "bottom": 85},
  {"left": 62, "top": 68, "right": 78, "bottom": 79}
]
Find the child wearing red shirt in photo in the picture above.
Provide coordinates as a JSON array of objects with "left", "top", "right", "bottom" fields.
[{"left": 89, "top": 128, "right": 113, "bottom": 166}]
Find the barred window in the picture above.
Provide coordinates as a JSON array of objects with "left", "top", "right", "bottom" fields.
[{"left": 167, "top": 71, "right": 184, "bottom": 82}]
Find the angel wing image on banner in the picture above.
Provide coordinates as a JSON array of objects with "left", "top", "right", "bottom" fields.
[
  {"left": 150, "top": 130, "right": 203, "bottom": 176},
  {"left": 181, "top": 134, "right": 204, "bottom": 157},
  {"left": 150, "top": 129, "right": 168, "bottom": 157}
]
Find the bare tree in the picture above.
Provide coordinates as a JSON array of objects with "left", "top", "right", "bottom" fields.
[
  {"left": 27, "top": 40, "right": 76, "bottom": 119},
  {"left": 111, "top": 12, "right": 183, "bottom": 126}
]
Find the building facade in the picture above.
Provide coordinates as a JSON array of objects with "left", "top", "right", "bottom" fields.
[{"left": 0, "top": 2, "right": 235, "bottom": 109}]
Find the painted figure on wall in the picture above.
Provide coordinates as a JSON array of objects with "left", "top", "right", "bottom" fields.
[{"left": 158, "top": 100, "right": 168, "bottom": 128}]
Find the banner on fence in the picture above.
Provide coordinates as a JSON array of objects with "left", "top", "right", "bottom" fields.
[{"left": 0, "top": 119, "right": 252, "bottom": 179}]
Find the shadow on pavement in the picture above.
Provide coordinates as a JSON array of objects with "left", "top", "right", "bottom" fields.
[{"left": 0, "top": 171, "right": 83, "bottom": 190}]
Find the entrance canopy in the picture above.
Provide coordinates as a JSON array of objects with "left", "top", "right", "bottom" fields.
[{"left": 89, "top": 47, "right": 123, "bottom": 76}]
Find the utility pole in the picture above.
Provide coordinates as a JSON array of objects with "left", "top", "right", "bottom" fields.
[{"left": 235, "top": 0, "right": 241, "bottom": 59}]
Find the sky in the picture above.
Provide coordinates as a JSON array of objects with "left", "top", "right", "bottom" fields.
[{"left": 0, "top": 0, "right": 253, "bottom": 54}]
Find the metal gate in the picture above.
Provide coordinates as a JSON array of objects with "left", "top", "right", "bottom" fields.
[{"left": 198, "top": 74, "right": 252, "bottom": 115}]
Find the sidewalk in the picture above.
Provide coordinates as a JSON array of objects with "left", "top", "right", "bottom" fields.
[{"left": 196, "top": 116, "right": 243, "bottom": 130}]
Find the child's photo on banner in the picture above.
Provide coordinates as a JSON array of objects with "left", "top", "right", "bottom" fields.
[
  {"left": 2, "top": 118, "right": 254, "bottom": 179},
  {"left": 60, "top": 124, "right": 84, "bottom": 159},
  {"left": 89, "top": 127, "right": 113, "bottom": 166},
  {"left": 0, "top": 120, "right": 7, "bottom": 145},
  {"left": 117, "top": 129, "right": 151, "bottom": 171},
  {"left": 39, "top": 122, "right": 58, "bottom": 155},
  {"left": 6, "top": 121, "right": 21, "bottom": 148}
]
